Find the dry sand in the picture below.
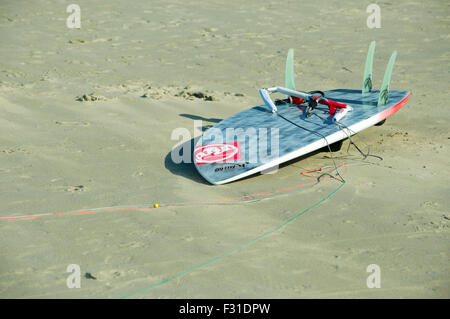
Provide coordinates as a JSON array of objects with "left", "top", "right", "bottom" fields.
[{"left": 0, "top": 0, "right": 449, "bottom": 298}]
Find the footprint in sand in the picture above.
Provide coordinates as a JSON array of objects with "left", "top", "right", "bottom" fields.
[
  {"left": 1, "top": 147, "right": 31, "bottom": 155},
  {"left": 94, "top": 270, "right": 122, "bottom": 281},
  {"left": 55, "top": 121, "right": 90, "bottom": 126},
  {"left": 76, "top": 93, "right": 107, "bottom": 102},
  {"left": 65, "top": 185, "right": 85, "bottom": 192},
  {"left": 132, "top": 171, "right": 144, "bottom": 177}
]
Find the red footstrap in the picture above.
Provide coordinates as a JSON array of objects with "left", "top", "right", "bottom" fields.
[{"left": 290, "top": 96, "right": 347, "bottom": 115}]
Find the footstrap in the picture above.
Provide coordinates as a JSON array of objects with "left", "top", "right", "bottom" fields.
[{"left": 290, "top": 96, "right": 347, "bottom": 115}]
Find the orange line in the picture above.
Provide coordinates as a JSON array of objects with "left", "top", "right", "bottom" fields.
[
  {"left": 301, "top": 168, "right": 322, "bottom": 178},
  {"left": 0, "top": 206, "right": 155, "bottom": 221},
  {"left": 0, "top": 165, "right": 347, "bottom": 221}
]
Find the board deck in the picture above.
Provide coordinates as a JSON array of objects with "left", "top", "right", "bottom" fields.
[{"left": 194, "top": 89, "right": 411, "bottom": 184}]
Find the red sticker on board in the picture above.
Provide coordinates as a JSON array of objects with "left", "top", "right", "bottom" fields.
[{"left": 194, "top": 142, "right": 241, "bottom": 165}]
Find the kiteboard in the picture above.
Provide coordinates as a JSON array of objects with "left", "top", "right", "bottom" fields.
[{"left": 193, "top": 41, "right": 411, "bottom": 184}]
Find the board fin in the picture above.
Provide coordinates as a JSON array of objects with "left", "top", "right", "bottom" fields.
[
  {"left": 377, "top": 51, "right": 397, "bottom": 106},
  {"left": 285, "top": 49, "right": 296, "bottom": 93},
  {"left": 362, "top": 41, "right": 376, "bottom": 94}
]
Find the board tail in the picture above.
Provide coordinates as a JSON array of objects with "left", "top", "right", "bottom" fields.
[
  {"left": 362, "top": 41, "right": 376, "bottom": 94},
  {"left": 377, "top": 51, "right": 397, "bottom": 106},
  {"left": 285, "top": 48, "right": 296, "bottom": 93}
]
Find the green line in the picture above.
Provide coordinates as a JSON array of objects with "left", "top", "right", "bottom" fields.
[
  {"left": 120, "top": 181, "right": 345, "bottom": 299},
  {"left": 285, "top": 48, "right": 296, "bottom": 91},
  {"left": 362, "top": 41, "right": 376, "bottom": 94},
  {"left": 377, "top": 51, "right": 397, "bottom": 106}
]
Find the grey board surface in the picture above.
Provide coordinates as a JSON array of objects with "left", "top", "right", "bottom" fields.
[{"left": 194, "top": 89, "right": 410, "bottom": 184}]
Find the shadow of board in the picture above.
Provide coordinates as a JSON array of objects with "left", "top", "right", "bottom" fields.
[
  {"left": 164, "top": 137, "right": 210, "bottom": 185},
  {"left": 163, "top": 113, "right": 222, "bottom": 185}
]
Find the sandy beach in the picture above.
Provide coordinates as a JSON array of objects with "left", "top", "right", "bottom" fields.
[{"left": 0, "top": 0, "right": 449, "bottom": 298}]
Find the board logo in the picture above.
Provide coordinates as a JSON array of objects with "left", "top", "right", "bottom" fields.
[{"left": 194, "top": 142, "right": 241, "bottom": 165}]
